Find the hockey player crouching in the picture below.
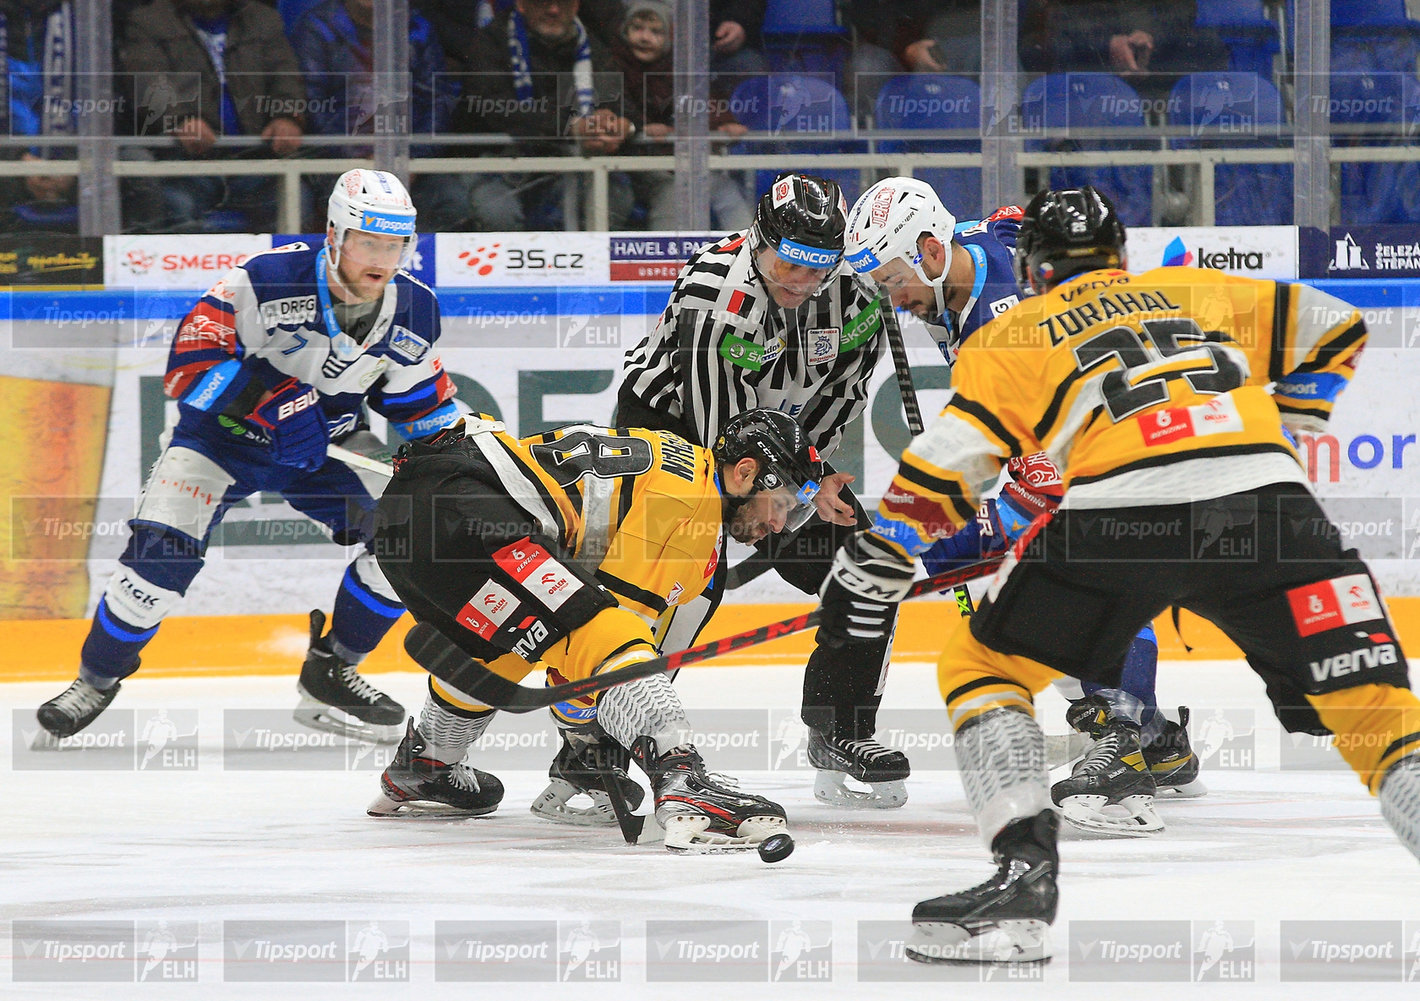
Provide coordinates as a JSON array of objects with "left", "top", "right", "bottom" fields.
[
  {"left": 37, "top": 169, "right": 463, "bottom": 745},
  {"left": 820, "top": 187, "right": 1420, "bottom": 961},
  {"left": 367, "top": 409, "right": 817, "bottom": 853}
]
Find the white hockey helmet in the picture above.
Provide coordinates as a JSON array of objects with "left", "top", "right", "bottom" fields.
[
  {"left": 844, "top": 176, "right": 957, "bottom": 316},
  {"left": 327, "top": 168, "right": 418, "bottom": 271}
]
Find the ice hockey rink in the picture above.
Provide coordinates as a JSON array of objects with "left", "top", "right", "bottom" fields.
[{"left": 2, "top": 655, "right": 1417, "bottom": 1000}]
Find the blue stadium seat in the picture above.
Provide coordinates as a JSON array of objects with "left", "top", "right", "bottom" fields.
[
  {"left": 1020, "top": 74, "right": 1153, "bottom": 227},
  {"left": 873, "top": 75, "right": 982, "bottom": 217},
  {"left": 1196, "top": 0, "right": 1280, "bottom": 80},
  {"left": 1286, "top": 0, "right": 1420, "bottom": 73},
  {"left": 278, "top": 0, "right": 324, "bottom": 33},
  {"left": 730, "top": 74, "right": 864, "bottom": 203},
  {"left": 1331, "top": 71, "right": 1420, "bottom": 223},
  {"left": 1167, "top": 72, "right": 1291, "bottom": 226},
  {"left": 763, "top": 0, "right": 848, "bottom": 36}
]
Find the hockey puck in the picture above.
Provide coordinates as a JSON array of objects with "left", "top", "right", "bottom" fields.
[{"left": 757, "top": 833, "right": 795, "bottom": 863}]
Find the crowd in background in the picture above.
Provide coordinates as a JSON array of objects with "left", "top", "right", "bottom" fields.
[{"left": 2, "top": 0, "right": 1417, "bottom": 234}]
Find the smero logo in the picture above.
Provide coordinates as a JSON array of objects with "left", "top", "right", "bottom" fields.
[{"left": 1295, "top": 432, "right": 1418, "bottom": 483}]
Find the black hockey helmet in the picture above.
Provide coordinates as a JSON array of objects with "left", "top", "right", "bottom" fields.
[
  {"left": 712, "top": 408, "right": 825, "bottom": 532},
  {"left": 751, "top": 172, "right": 848, "bottom": 271},
  {"left": 1016, "top": 186, "right": 1126, "bottom": 290}
]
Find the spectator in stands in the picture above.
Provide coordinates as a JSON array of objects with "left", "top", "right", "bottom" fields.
[
  {"left": 847, "top": 1, "right": 1017, "bottom": 122},
  {"left": 0, "top": 0, "right": 83, "bottom": 232},
  {"left": 449, "top": 0, "right": 635, "bottom": 230},
  {"left": 709, "top": 0, "right": 768, "bottom": 79},
  {"left": 289, "top": 0, "right": 465, "bottom": 230},
  {"left": 611, "top": 0, "right": 752, "bottom": 229},
  {"left": 1020, "top": 1, "right": 1228, "bottom": 99},
  {"left": 120, "top": 0, "right": 306, "bottom": 232},
  {"left": 427, "top": 0, "right": 630, "bottom": 72}
]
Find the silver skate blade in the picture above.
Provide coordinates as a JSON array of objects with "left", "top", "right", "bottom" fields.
[
  {"left": 907, "top": 920, "right": 1051, "bottom": 965},
  {"left": 661, "top": 815, "right": 782, "bottom": 853},
  {"left": 1057, "top": 793, "right": 1163, "bottom": 837},
  {"left": 1046, "top": 732, "right": 1094, "bottom": 769},
  {"left": 813, "top": 770, "right": 908, "bottom": 809},
  {"left": 366, "top": 789, "right": 498, "bottom": 819},
  {"left": 293, "top": 698, "right": 402, "bottom": 745},
  {"left": 1155, "top": 777, "right": 1208, "bottom": 799},
  {"left": 529, "top": 779, "right": 620, "bottom": 828}
]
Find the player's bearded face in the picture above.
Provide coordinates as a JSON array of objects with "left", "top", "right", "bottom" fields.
[
  {"left": 755, "top": 248, "right": 832, "bottom": 309},
  {"left": 727, "top": 486, "right": 793, "bottom": 543},
  {"left": 333, "top": 230, "right": 405, "bottom": 300},
  {"left": 870, "top": 259, "right": 933, "bottom": 317}
]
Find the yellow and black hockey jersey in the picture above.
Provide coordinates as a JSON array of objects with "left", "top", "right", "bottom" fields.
[
  {"left": 875, "top": 266, "right": 1365, "bottom": 553},
  {"left": 440, "top": 416, "right": 724, "bottom": 626}
]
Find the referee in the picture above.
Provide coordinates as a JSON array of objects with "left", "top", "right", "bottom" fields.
[{"left": 616, "top": 172, "right": 911, "bottom": 808}]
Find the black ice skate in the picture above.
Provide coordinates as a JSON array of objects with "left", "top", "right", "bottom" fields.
[
  {"left": 1051, "top": 719, "right": 1162, "bottom": 836},
  {"left": 530, "top": 728, "right": 646, "bottom": 827},
  {"left": 1143, "top": 707, "right": 1207, "bottom": 798},
  {"left": 35, "top": 677, "right": 122, "bottom": 741},
  {"left": 367, "top": 719, "right": 505, "bottom": 817},
  {"left": 633, "top": 738, "right": 788, "bottom": 853},
  {"left": 909, "top": 809, "right": 1059, "bottom": 965},
  {"left": 294, "top": 609, "right": 404, "bottom": 744},
  {"left": 807, "top": 732, "right": 910, "bottom": 809}
]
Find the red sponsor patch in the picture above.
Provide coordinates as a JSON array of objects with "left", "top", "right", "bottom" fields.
[
  {"left": 492, "top": 540, "right": 583, "bottom": 610},
  {"left": 1287, "top": 581, "right": 1344, "bottom": 637},
  {"left": 455, "top": 579, "right": 520, "bottom": 639},
  {"left": 727, "top": 289, "right": 747, "bottom": 315},
  {"left": 1137, "top": 407, "right": 1196, "bottom": 447}
]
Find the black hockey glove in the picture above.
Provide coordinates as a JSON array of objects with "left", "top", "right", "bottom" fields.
[{"left": 817, "top": 532, "right": 915, "bottom": 647}]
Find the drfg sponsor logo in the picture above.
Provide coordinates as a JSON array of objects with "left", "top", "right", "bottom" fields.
[
  {"left": 646, "top": 921, "right": 769, "bottom": 982},
  {"left": 1069, "top": 921, "right": 1191, "bottom": 982},
  {"left": 13, "top": 920, "right": 134, "bottom": 983},
  {"left": 1192, "top": 921, "right": 1256, "bottom": 982},
  {"left": 1281, "top": 921, "right": 1404, "bottom": 981},
  {"left": 224, "top": 920, "right": 346, "bottom": 982},
  {"left": 435, "top": 921, "right": 558, "bottom": 982}
]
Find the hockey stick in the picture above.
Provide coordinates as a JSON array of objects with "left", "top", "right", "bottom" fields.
[
  {"left": 881, "top": 297, "right": 979, "bottom": 617},
  {"left": 403, "top": 555, "right": 1006, "bottom": 713},
  {"left": 328, "top": 442, "right": 396, "bottom": 477}
]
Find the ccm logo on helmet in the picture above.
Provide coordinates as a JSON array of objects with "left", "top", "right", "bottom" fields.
[{"left": 776, "top": 238, "right": 839, "bottom": 268}]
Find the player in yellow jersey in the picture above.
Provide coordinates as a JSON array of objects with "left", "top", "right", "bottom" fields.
[
  {"left": 818, "top": 188, "right": 1420, "bottom": 958},
  {"left": 366, "top": 409, "right": 822, "bottom": 853}
]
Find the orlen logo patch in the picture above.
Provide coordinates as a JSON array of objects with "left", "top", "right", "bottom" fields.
[
  {"left": 456, "top": 579, "right": 520, "bottom": 640},
  {"left": 1163, "top": 236, "right": 1194, "bottom": 267},
  {"left": 458, "top": 242, "right": 501, "bottom": 277},
  {"left": 493, "top": 541, "right": 584, "bottom": 611},
  {"left": 1286, "top": 574, "right": 1383, "bottom": 637}
]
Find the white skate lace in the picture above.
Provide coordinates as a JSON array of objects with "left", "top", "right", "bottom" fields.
[
  {"left": 840, "top": 738, "right": 898, "bottom": 761},
  {"left": 50, "top": 680, "right": 108, "bottom": 719},
  {"left": 445, "top": 762, "right": 481, "bottom": 792},
  {"left": 1075, "top": 732, "right": 1123, "bottom": 775},
  {"left": 337, "top": 664, "right": 385, "bottom": 705}
]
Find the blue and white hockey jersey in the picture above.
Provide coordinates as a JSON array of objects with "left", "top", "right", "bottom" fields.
[
  {"left": 164, "top": 241, "right": 458, "bottom": 446},
  {"left": 928, "top": 205, "right": 1025, "bottom": 364}
]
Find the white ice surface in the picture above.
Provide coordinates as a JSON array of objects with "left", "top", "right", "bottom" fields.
[{"left": 2, "top": 659, "right": 1418, "bottom": 1000}]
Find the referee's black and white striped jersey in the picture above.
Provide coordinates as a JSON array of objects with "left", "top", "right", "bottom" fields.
[{"left": 620, "top": 230, "right": 887, "bottom": 458}]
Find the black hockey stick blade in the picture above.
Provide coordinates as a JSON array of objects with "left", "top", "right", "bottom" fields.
[{"left": 403, "top": 555, "right": 1005, "bottom": 714}]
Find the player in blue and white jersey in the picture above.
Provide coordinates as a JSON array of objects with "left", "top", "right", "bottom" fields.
[
  {"left": 843, "top": 177, "right": 1202, "bottom": 834},
  {"left": 37, "top": 169, "right": 464, "bottom": 745}
]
